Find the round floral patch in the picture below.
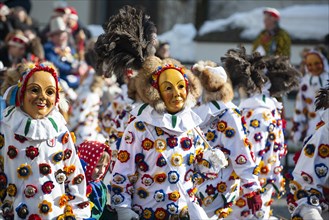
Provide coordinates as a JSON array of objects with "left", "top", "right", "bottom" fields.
[
  {"left": 205, "top": 131, "right": 217, "bottom": 143},
  {"left": 142, "top": 138, "right": 154, "bottom": 151},
  {"left": 154, "top": 189, "right": 165, "bottom": 202},
  {"left": 15, "top": 203, "right": 29, "bottom": 218},
  {"left": 134, "top": 121, "right": 146, "bottom": 132},
  {"left": 117, "top": 150, "right": 130, "bottom": 163},
  {"left": 171, "top": 153, "right": 183, "bottom": 166},
  {"left": 155, "top": 207, "right": 167, "bottom": 220},
  {"left": 180, "top": 137, "right": 192, "bottom": 150},
  {"left": 143, "top": 207, "right": 154, "bottom": 220},
  {"left": 168, "top": 191, "right": 180, "bottom": 202},
  {"left": 137, "top": 187, "right": 149, "bottom": 199},
  {"left": 217, "top": 121, "right": 227, "bottom": 132},
  {"left": 168, "top": 171, "right": 179, "bottom": 184},
  {"left": 112, "top": 194, "right": 124, "bottom": 205},
  {"left": 141, "top": 174, "right": 154, "bottom": 186},
  {"left": 304, "top": 144, "right": 315, "bottom": 157},
  {"left": 154, "top": 139, "right": 166, "bottom": 152},
  {"left": 250, "top": 119, "right": 260, "bottom": 128},
  {"left": 167, "top": 202, "right": 178, "bottom": 214},
  {"left": 154, "top": 173, "right": 166, "bottom": 183},
  {"left": 216, "top": 181, "right": 227, "bottom": 193},
  {"left": 17, "top": 164, "right": 32, "bottom": 179},
  {"left": 156, "top": 155, "right": 167, "bottom": 167},
  {"left": 318, "top": 144, "right": 329, "bottom": 158}
]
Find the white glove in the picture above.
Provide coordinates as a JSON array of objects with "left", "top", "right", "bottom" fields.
[
  {"left": 116, "top": 207, "right": 139, "bottom": 220},
  {"left": 299, "top": 206, "right": 323, "bottom": 220}
]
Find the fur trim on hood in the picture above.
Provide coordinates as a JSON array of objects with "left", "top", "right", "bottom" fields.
[{"left": 192, "top": 60, "right": 234, "bottom": 103}]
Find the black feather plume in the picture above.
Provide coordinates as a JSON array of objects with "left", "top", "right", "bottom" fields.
[
  {"left": 263, "top": 56, "right": 303, "bottom": 97},
  {"left": 220, "top": 45, "right": 268, "bottom": 95},
  {"left": 315, "top": 80, "right": 329, "bottom": 111},
  {"left": 94, "top": 5, "right": 157, "bottom": 77}
]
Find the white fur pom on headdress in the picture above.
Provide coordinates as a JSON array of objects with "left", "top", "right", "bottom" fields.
[
  {"left": 191, "top": 60, "right": 233, "bottom": 103},
  {"left": 205, "top": 66, "right": 227, "bottom": 82}
]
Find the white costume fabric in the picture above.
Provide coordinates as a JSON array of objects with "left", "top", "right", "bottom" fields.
[
  {"left": 193, "top": 100, "right": 261, "bottom": 219},
  {"left": 101, "top": 84, "right": 137, "bottom": 207},
  {"left": 231, "top": 94, "right": 286, "bottom": 219},
  {"left": 68, "top": 87, "right": 106, "bottom": 146},
  {"left": 100, "top": 84, "right": 136, "bottom": 173},
  {"left": 110, "top": 104, "right": 226, "bottom": 219},
  {"left": 0, "top": 107, "right": 90, "bottom": 219},
  {"left": 288, "top": 109, "right": 329, "bottom": 220}
]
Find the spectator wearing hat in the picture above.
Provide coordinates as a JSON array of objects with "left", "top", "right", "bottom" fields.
[
  {"left": 66, "top": 6, "right": 91, "bottom": 61},
  {"left": 0, "top": 30, "right": 29, "bottom": 68},
  {"left": 4, "top": 0, "right": 32, "bottom": 15},
  {"left": 39, "top": 6, "right": 72, "bottom": 44},
  {"left": 252, "top": 7, "right": 291, "bottom": 58},
  {"left": 43, "top": 16, "right": 88, "bottom": 89}
]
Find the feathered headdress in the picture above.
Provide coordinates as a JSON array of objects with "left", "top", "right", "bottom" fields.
[
  {"left": 220, "top": 45, "right": 268, "bottom": 96},
  {"left": 315, "top": 80, "right": 329, "bottom": 111},
  {"left": 221, "top": 45, "right": 302, "bottom": 97},
  {"left": 94, "top": 5, "right": 157, "bottom": 78},
  {"left": 94, "top": 5, "right": 201, "bottom": 113},
  {"left": 263, "top": 55, "right": 302, "bottom": 97}
]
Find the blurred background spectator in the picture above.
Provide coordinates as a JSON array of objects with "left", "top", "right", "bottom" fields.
[
  {"left": 155, "top": 41, "right": 171, "bottom": 59},
  {"left": 0, "top": 3, "right": 13, "bottom": 46},
  {"left": 0, "top": 30, "right": 29, "bottom": 67},
  {"left": 3, "top": 0, "right": 32, "bottom": 14},
  {"left": 252, "top": 7, "right": 291, "bottom": 57}
]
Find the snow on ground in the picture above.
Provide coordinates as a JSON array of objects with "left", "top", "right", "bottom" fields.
[
  {"left": 157, "top": 4, "right": 329, "bottom": 63},
  {"left": 89, "top": 4, "right": 329, "bottom": 64}
]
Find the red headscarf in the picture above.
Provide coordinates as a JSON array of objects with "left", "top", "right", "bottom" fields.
[{"left": 78, "top": 141, "right": 111, "bottom": 183}]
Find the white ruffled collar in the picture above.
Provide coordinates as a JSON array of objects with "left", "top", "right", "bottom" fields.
[
  {"left": 239, "top": 93, "right": 282, "bottom": 110},
  {"left": 130, "top": 103, "right": 202, "bottom": 134},
  {"left": 193, "top": 101, "right": 237, "bottom": 128},
  {"left": 2, "top": 106, "right": 67, "bottom": 140}
]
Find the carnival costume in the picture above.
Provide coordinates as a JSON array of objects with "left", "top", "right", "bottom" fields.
[
  {"left": 287, "top": 82, "right": 329, "bottom": 220},
  {"left": 191, "top": 61, "right": 262, "bottom": 219},
  {"left": 292, "top": 50, "right": 329, "bottom": 144},
  {"left": 221, "top": 46, "right": 301, "bottom": 219},
  {"left": 0, "top": 63, "right": 90, "bottom": 219},
  {"left": 94, "top": 6, "right": 227, "bottom": 220}
]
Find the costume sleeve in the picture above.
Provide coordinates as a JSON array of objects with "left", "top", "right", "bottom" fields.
[
  {"left": 221, "top": 109, "right": 261, "bottom": 195},
  {"left": 193, "top": 127, "right": 228, "bottom": 179},
  {"left": 64, "top": 130, "right": 91, "bottom": 218},
  {"left": 288, "top": 121, "right": 329, "bottom": 218},
  {"left": 110, "top": 120, "right": 142, "bottom": 209}
]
